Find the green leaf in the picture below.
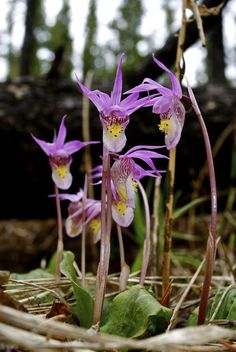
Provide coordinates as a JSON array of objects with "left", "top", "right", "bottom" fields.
[
  {"left": 188, "top": 286, "right": 236, "bottom": 328},
  {"left": 47, "top": 252, "right": 57, "bottom": 275},
  {"left": 101, "top": 285, "right": 172, "bottom": 337},
  {"left": 173, "top": 196, "right": 207, "bottom": 220},
  {"left": 131, "top": 248, "right": 143, "bottom": 273},
  {"left": 9, "top": 269, "right": 55, "bottom": 303},
  {"left": 60, "top": 251, "right": 93, "bottom": 328},
  {"left": 10, "top": 269, "right": 54, "bottom": 280},
  {"left": 172, "top": 252, "right": 201, "bottom": 268}
]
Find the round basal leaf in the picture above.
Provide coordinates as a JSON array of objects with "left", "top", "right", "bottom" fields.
[{"left": 101, "top": 284, "right": 172, "bottom": 337}]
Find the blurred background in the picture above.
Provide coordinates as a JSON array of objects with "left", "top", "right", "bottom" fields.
[
  {"left": 1, "top": 0, "right": 236, "bottom": 84},
  {"left": 0, "top": 0, "right": 235, "bottom": 273}
]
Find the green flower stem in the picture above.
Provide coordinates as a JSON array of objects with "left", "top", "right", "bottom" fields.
[
  {"left": 138, "top": 180, "right": 151, "bottom": 286},
  {"left": 54, "top": 184, "right": 64, "bottom": 287},
  {"left": 117, "top": 224, "right": 130, "bottom": 291},
  {"left": 117, "top": 224, "right": 125, "bottom": 269},
  {"left": 93, "top": 146, "right": 112, "bottom": 325}
]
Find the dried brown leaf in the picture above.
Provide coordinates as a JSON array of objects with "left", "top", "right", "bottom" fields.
[
  {"left": 46, "top": 299, "right": 69, "bottom": 320},
  {"left": 0, "top": 288, "right": 27, "bottom": 313}
]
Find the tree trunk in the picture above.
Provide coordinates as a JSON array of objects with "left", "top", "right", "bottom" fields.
[
  {"left": 206, "top": 12, "right": 226, "bottom": 84},
  {"left": 124, "top": 0, "right": 230, "bottom": 86},
  {"left": 20, "top": 0, "right": 38, "bottom": 76}
]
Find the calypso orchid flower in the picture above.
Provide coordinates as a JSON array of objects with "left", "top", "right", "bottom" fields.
[
  {"left": 60, "top": 190, "right": 101, "bottom": 243},
  {"left": 126, "top": 55, "right": 185, "bottom": 150},
  {"left": 111, "top": 145, "right": 168, "bottom": 227},
  {"left": 32, "top": 116, "right": 99, "bottom": 190},
  {"left": 77, "top": 54, "right": 151, "bottom": 153}
]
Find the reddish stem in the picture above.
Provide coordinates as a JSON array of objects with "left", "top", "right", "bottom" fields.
[
  {"left": 138, "top": 180, "right": 151, "bottom": 285},
  {"left": 93, "top": 147, "right": 112, "bottom": 325},
  {"left": 54, "top": 184, "right": 64, "bottom": 287},
  {"left": 187, "top": 83, "right": 217, "bottom": 324}
]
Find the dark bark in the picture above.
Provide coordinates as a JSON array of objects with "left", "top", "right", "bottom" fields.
[
  {"left": 206, "top": 12, "right": 226, "bottom": 84},
  {"left": 20, "top": 0, "right": 38, "bottom": 76},
  {"left": 0, "top": 78, "right": 235, "bottom": 221}
]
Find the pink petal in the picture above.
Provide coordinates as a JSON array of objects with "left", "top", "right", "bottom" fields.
[
  {"left": 31, "top": 134, "right": 52, "bottom": 156},
  {"left": 152, "top": 55, "right": 182, "bottom": 98},
  {"left": 55, "top": 115, "right": 67, "bottom": 147},
  {"left": 111, "top": 53, "right": 125, "bottom": 105}
]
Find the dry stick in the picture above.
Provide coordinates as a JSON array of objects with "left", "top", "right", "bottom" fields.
[
  {"left": 82, "top": 70, "right": 95, "bottom": 200},
  {"left": 138, "top": 180, "right": 151, "bottom": 286},
  {"left": 187, "top": 84, "right": 217, "bottom": 325},
  {"left": 162, "top": 0, "right": 187, "bottom": 300},
  {"left": 54, "top": 184, "right": 64, "bottom": 287},
  {"left": 162, "top": 147, "right": 177, "bottom": 298},
  {"left": 189, "top": 0, "right": 206, "bottom": 47},
  {"left": 150, "top": 177, "right": 161, "bottom": 295},
  {"left": 82, "top": 71, "right": 99, "bottom": 273},
  {"left": 1, "top": 305, "right": 236, "bottom": 351},
  {"left": 167, "top": 257, "right": 205, "bottom": 331},
  {"left": 174, "top": 0, "right": 187, "bottom": 76},
  {"left": 168, "top": 237, "right": 222, "bottom": 331},
  {"left": 93, "top": 147, "right": 112, "bottom": 325}
]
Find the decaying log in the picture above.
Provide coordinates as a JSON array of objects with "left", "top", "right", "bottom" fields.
[{"left": 0, "top": 77, "right": 235, "bottom": 222}]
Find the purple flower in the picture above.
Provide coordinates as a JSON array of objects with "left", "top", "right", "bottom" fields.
[
  {"left": 77, "top": 54, "right": 150, "bottom": 153},
  {"left": 111, "top": 145, "right": 167, "bottom": 227},
  {"left": 126, "top": 55, "right": 185, "bottom": 150},
  {"left": 60, "top": 190, "right": 101, "bottom": 242},
  {"left": 32, "top": 116, "right": 98, "bottom": 190}
]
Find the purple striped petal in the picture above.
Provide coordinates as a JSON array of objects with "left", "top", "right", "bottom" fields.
[{"left": 123, "top": 144, "right": 166, "bottom": 156}]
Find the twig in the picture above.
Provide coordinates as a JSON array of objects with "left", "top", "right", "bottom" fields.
[
  {"left": 1, "top": 305, "right": 236, "bottom": 351},
  {"left": 167, "top": 257, "right": 205, "bottom": 331},
  {"left": 81, "top": 70, "right": 99, "bottom": 273},
  {"left": 162, "top": 147, "right": 176, "bottom": 299},
  {"left": 162, "top": 0, "right": 187, "bottom": 301},
  {"left": 188, "top": 0, "right": 206, "bottom": 47},
  {"left": 150, "top": 177, "right": 161, "bottom": 276},
  {"left": 82, "top": 71, "right": 94, "bottom": 198}
]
